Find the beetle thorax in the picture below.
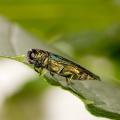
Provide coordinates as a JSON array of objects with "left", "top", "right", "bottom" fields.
[{"left": 37, "top": 52, "right": 49, "bottom": 68}]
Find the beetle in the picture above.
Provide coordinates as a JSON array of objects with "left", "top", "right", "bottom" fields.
[{"left": 27, "top": 49, "right": 101, "bottom": 84}]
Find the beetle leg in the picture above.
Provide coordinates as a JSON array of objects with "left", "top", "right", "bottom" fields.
[
  {"left": 34, "top": 66, "right": 43, "bottom": 75},
  {"left": 66, "top": 74, "right": 74, "bottom": 85},
  {"left": 66, "top": 77, "right": 69, "bottom": 84},
  {"left": 50, "top": 72, "right": 54, "bottom": 77},
  {"left": 34, "top": 66, "right": 39, "bottom": 73},
  {"left": 39, "top": 68, "right": 43, "bottom": 75}
]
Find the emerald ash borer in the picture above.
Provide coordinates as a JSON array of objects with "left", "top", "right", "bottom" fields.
[{"left": 27, "top": 49, "right": 101, "bottom": 84}]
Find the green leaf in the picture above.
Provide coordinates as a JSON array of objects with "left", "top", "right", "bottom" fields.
[
  {"left": 1, "top": 55, "right": 120, "bottom": 120},
  {"left": 47, "top": 74, "right": 120, "bottom": 120}
]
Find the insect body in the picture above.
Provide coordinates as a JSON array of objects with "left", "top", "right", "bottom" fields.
[{"left": 27, "top": 49, "right": 101, "bottom": 84}]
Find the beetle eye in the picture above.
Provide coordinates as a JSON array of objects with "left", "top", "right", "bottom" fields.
[
  {"left": 31, "top": 53, "right": 35, "bottom": 59},
  {"left": 28, "top": 51, "right": 36, "bottom": 60}
]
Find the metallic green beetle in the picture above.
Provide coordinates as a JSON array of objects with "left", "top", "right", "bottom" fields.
[{"left": 27, "top": 49, "right": 100, "bottom": 84}]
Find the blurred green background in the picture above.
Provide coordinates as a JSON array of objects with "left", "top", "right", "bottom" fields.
[{"left": 0, "top": 0, "right": 120, "bottom": 120}]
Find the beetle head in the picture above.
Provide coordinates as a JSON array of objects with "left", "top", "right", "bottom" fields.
[{"left": 27, "top": 49, "right": 47, "bottom": 67}]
